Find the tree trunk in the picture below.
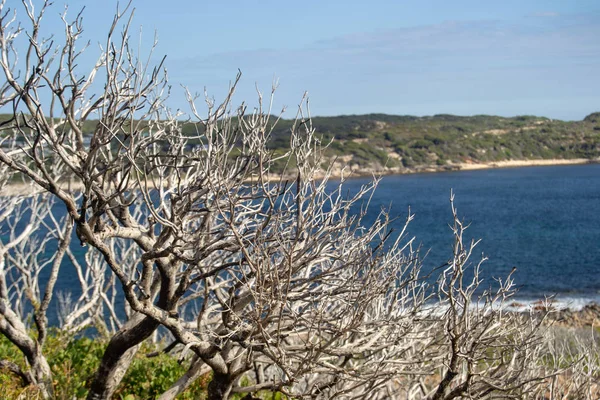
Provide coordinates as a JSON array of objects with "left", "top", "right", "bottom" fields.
[
  {"left": 16, "top": 344, "right": 53, "bottom": 399},
  {"left": 207, "top": 372, "right": 234, "bottom": 400},
  {"left": 86, "top": 314, "right": 159, "bottom": 400},
  {"left": 158, "top": 358, "right": 210, "bottom": 400},
  {"left": 0, "top": 317, "right": 53, "bottom": 399},
  {"left": 29, "top": 350, "right": 54, "bottom": 400}
]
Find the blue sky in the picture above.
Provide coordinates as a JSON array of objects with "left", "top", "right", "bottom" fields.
[{"left": 26, "top": 1, "right": 600, "bottom": 119}]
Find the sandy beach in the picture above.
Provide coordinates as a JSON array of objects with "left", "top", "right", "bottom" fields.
[
  {"left": 455, "top": 158, "right": 593, "bottom": 171},
  {"left": 0, "top": 180, "right": 85, "bottom": 197},
  {"left": 1, "top": 158, "right": 597, "bottom": 197}
]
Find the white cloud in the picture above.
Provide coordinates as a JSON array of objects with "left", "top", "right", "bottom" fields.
[{"left": 166, "top": 13, "right": 600, "bottom": 119}]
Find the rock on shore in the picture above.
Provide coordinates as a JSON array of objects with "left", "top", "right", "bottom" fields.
[{"left": 547, "top": 303, "right": 600, "bottom": 328}]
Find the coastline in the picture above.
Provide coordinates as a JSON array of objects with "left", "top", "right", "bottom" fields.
[
  {"left": 454, "top": 158, "right": 594, "bottom": 171},
  {"left": 2, "top": 158, "right": 598, "bottom": 197},
  {"left": 0, "top": 180, "right": 85, "bottom": 197},
  {"left": 2, "top": 160, "right": 600, "bottom": 323},
  {"left": 316, "top": 157, "right": 598, "bottom": 181}
]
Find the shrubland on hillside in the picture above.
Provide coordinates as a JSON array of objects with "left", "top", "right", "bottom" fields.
[{"left": 3, "top": 111, "right": 598, "bottom": 178}]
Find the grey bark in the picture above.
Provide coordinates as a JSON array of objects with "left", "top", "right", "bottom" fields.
[
  {"left": 28, "top": 347, "right": 54, "bottom": 400},
  {"left": 207, "top": 372, "right": 234, "bottom": 400},
  {"left": 86, "top": 314, "right": 160, "bottom": 400},
  {"left": 0, "top": 302, "right": 54, "bottom": 398},
  {"left": 157, "top": 357, "right": 210, "bottom": 400}
]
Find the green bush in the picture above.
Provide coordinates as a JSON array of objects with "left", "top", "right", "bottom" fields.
[
  {"left": 0, "top": 333, "right": 214, "bottom": 400},
  {"left": 47, "top": 335, "right": 106, "bottom": 399}
]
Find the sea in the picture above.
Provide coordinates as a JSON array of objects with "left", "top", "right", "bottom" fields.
[
  {"left": 342, "top": 163, "right": 600, "bottom": 310},
  {"left": 2, "top": 163, "right": 600, "bottom": 322}
]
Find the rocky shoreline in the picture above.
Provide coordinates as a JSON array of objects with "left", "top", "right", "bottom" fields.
[{"left": 545, "top": 303, "right": 600, "bottom": 328}]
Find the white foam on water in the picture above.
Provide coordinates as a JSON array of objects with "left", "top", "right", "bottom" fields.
[
  {"left": 505, "top": 295, "right": 600, "bottom": 312},
  {"left": 418, "top": 295, "right": 600, "bottom": 316}
]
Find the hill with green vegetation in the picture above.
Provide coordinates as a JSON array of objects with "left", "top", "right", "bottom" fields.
[
  {"left": 2, "top": 112, "right": 600, "bottom": 176},
  {"left": 265, "top": 112, "right": 600, "bottom": 175}
]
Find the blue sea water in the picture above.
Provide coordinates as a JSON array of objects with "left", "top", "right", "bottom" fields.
[
  {"left": 2, "top": 164, "right": 599, "bottom": 320},
  {"left": 341, "top": 163, "right": 600, "bottom": 306}
]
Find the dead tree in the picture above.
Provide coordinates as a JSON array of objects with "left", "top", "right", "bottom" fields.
[
  {"left": 1, "top": 2, "right": 596, "bottom": 400},
  {"left": 0, "top": 183, "right": 54, "bottom": 397},
  {"left": 0, "top": 2, "right": 433, "bottom": 398},
  {"left": 0, "top": 163, "right": 109, "bottom": 397},
  {"left": 419, "top": 193, "right": 558, "bottom": 400}
]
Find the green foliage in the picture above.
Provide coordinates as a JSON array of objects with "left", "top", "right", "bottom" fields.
[
  {"left": 115, "top": 342, "right": 209, "bottom": 400},
  {"left": 0, "top": 334, "right": 27, "bottom": 399},
  {"left": 1, "top": 111, "right": 599, "bottom": 175},
  {"left": 293, "top": 112, "right": 600, "bottom": 170},
  {"left": 0, "top": 333, "right": 215, "bottom": 399},
  {"left": 46, "top": 334, "right": 106, "bottom": 399},
  {"left": 331, "top": 140, "right": 390, "bottom": 166},
  {"left": 0, "top": 330, "right": 290, "bottom": 399},
  {"left": 307, "top": 112, "right": 599, "bottom": 170}
]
